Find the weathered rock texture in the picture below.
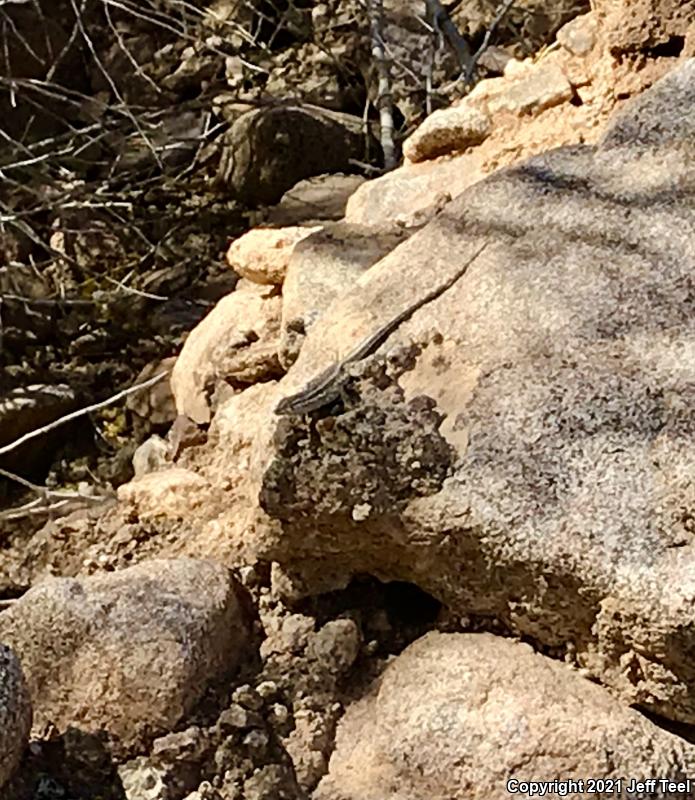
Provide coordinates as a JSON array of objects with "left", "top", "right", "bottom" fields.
[
  {"left": 217, "top": 105, "right": 371, "bottom": 206},
  {"left": 0, "top": 559, "right": 250, "bottom": 753},
  {"left": 280, "top": 222, "right": 410, "bottom": 366},
  {"left": 316, "top": 633, "right": 695, "bottom": 800},
  {"left": 595, "top": 0, "right": 695, "bottom": 56},
  {"left": 226, "top": 226, "right": 321, "bottom": 286},
  {"left": 171, "top": 280, "right": 282, "bottom": 424},
  {"left": 0, "top": 644, "right": 32, "bottom": 790},
  {"left": 259, "top": 60, "right": 695, "bottom": 723}
]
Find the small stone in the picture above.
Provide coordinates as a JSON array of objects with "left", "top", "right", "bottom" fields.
[
  {"left": 218, "top": 704, "right": 263, "bottom": 731},
  {"left": 243, "top": 729, "right": 269, "bottom": 755},
  {"left": 351, "top": 502, "right": 372, "bottom": 522},
  {"left": 268, "top": 703, "right": 289, "bottom": 727},
  {"left": 256, "top": 680, "right": 278, "bottom": 700},
  {"left": 556, "top": 14, "right": 597, "bottom": 57},
  {"left": 308, "top": 619, "right": 361, "bottom": 676},
  {"left": 281, "top": 614, "right": 315, "bottom": 653},
  {"left": 232, "top": 684, "right": 263, "bottom": 711}
]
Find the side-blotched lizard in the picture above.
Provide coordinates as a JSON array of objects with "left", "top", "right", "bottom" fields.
[{"left": 274, "top": 241, "right": 488, "bottom": 416}]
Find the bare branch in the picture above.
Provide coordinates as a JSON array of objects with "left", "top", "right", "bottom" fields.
[
  {"left": 466, "top": 0, "right": 515, "bottom": 84},
  {"left": 368, "top": 0, "right": 396, "bottom": 170},
  {"left": 425, "top": 0, "right": 472, "bottom": 76},
  {"left": 0, "top": 370, "right": 170, "bottom": 458}
]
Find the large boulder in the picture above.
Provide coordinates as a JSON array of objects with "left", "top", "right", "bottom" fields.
[
  {"left": 0, "top": 559, "right": 251, "bottom": 753},
  {"left": 316, "top": 633, "right": 695, "bottom": 800},
  {"left": 258, "top": 60, "right": 695, "bottom": 723}
]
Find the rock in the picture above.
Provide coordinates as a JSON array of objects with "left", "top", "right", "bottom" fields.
[
  {"left": 485, "top": 59, "right": 573, "bottom": 116},
  {"left": 242, "top": 764, "right": 300, "bottom": 800},
  {"left": 280, "top": 221, "right": 409, "bottom": 365},
  {"left": 315, "top": 633, "right": 695, "bottom": 800},
  {"left": 118, "top": 757, "right": 168, "bottom": 800},
  {"left": 171, "top": 281, "right": 282, "bottom": 424},
  {"left": 594, "top": 0, "right": 695, "bottom": 56},
  {"left": 118, "top": 467, "right": 210, "bottom": 520},
  {"left": 265, "top": 174, "right": 366, "bottom": 227},
  {"left": 598, "top": 57, "right": 695, "bottom": 151},
  {"left": 132, "top": 434, "right": 170, "bottom": 477},
  {"left": 284, "top": 705, "right": 334, "bottom": 790},
  {"left": 217, "top": 105, "right": 372, "bottom": 206},
  {"left": 167, "top": 414, "right": 207, "bottom": 461},
  {"left": 0, "top": 559, "right": 250, "bottom": 753},
  {"left": 345, "top": 153, "right": 488, "bottom": 227},
  {"left": 402, "top": 103, "right": 492, "bottom": 163},
  {"left": 258, "top": 60, "right": 695, "bottom": 723},
  {"left": 261, "top": 42, "right": 354, "bottom": 113},
  {"left": 556, "top": 13, "right": 598, "bottom": 57},
  {"left": 183, "top": 782, "right": 222, "bottom": 800},
  {"left": 226, "top": 226, "right": 321, "bottom": 286},
  {"left": 306, "top": 619, "right": 361, "bottom": 676},
  {"left": 0, "top": 644, "right": 32, "bottom": 790}
]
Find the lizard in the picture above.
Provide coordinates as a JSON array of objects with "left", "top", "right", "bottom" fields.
[{"left": 274, "top": 241, "right": 488, "bottom": 416}]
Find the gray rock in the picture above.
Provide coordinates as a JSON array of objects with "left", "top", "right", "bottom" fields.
[
  {"left": 599, "top": 58, "right": 695, "bottom": 151},
  {"left": 280, "top": 221, "right": 409, "bottom": 366},
  {"left": 132, "top": 434, "right": 170, "bottom": 477},
  {"left": 217, "top": 105, "right": 372, "bottom": 206},
  {"left": 0, "top": 559, "right": 250, "bottom": 753},
  {"left": 265, "top": 174, "right": 366, "bottom": 227},
  {"left": 0, "top": 643, "right": 31, "bottom": 789},
  {"left": 259, "top": 59, "right": 695, "bottom": 723}
]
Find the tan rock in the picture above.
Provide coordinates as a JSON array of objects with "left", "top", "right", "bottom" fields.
[
  {"left": 0, "top": 559, "right": 250, "bottom": 753},
  {"left": 486, "top": 59, "right": 573, "bottom": 116},
  {"left": 171, "top": 281, "right": 281, "bottom": 424},
  {"left": 402, "top": 103, "right": 492, "bottom": 163},
  {"left": 316, "top": 633, "right": 695, "bottom": 800},
  {"left": 226, "top": 226, "right": 321, "bottom": 286},
  {"left": 117, "top": 467, "right": 210, "bottom": 520},
  {"left": 258, "top": 60, "right": 695, "bottom": 723},
  {"left": 345, "top": 153, "right": 487, "bottom": 228},
  {"left": 347, "top": 43, "right": 608, "bottom": 226},
  {"left": 594, "top": 0, "right": 695, "bottom": 56},
  {"left": 556, "top": 13, "right": 598, "bottom": 57},
  {"left": 0, "top": 644, "right": 31, "bottom": 790}
]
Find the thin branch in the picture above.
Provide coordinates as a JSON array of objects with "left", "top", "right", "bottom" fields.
[
  {"left": 67, "top": 0, "right": 163, "bottom": 169},
  {"left": 103, "top": 0, "right": 163, "bottom": 96},
  {"left": 0, "top": 466, "right": 100, "bottom": 502},
  {"left": 0, "top": 370, "right": 170, "bottom": 457},
  {"left": 465, "top": 0, "right": 515, "bottom": 84},
  {"left": 424, "top": 0, "right": 472, "bottom": 76}
]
